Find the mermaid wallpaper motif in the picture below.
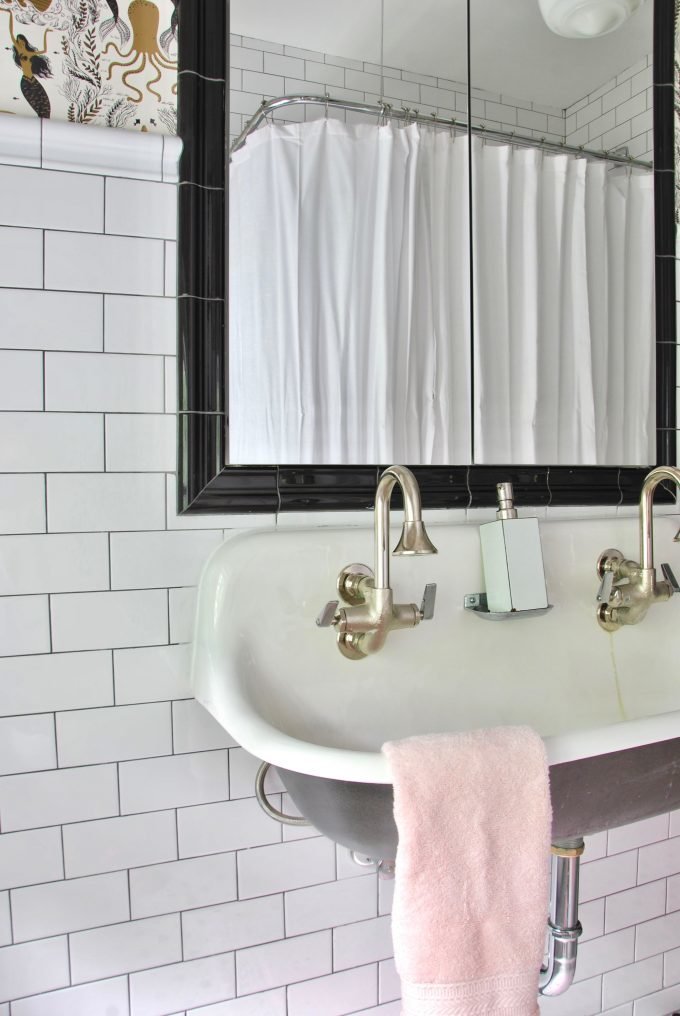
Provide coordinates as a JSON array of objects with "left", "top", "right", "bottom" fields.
[{"left": 0, "top": 0, "right": 177, "bottom": 132}]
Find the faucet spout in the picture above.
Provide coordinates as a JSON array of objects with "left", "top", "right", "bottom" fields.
[
  {"left": 640, "top": 466, "right": 680, "bottom": 570},
  {"left": 374, "top": 466, "right": 437, "bottom": 589}
]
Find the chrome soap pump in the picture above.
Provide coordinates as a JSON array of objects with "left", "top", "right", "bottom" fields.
[{"left": 478, "top": 483, "right": 549, "bottom": 614}]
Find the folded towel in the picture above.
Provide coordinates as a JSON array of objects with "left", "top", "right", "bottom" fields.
[{"left": 383, "top": 726, "right": 551, "bottom": 1016}]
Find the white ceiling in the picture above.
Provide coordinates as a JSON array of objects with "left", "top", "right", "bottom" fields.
[{"left": 231, "top": 0, "right": 652, "bottom": 109}]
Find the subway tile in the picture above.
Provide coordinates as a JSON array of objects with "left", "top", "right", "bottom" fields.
[
  {"left": 164, "top": 240, "right": 176, "bottom": 296},
  {"left": 56, "top": 702, "right": 171, "bottom": 766},
  {"left": 51, "top": 589, "right": 169, "bottom": 651},
  {"left": 0, "top": 115, "right": 40, "bottom": 168},
  {"left": 45, "top": 351, "right": 164, "bottom": 412},
  {"left": 667, "top": 871, "right": 680, "bottom": 911},
  {"left": 636, "top": 909, "right": 680, "bottom": 960},
  {"left": 0, "top": 714, "right": 56, "bottom": 775},
  {"left": 241, "top": 69, "right": 284, "bottom": 95},
  {"left": 608, "top": 814, "right": 669, "bottom": 855},
  {"left": 538, "top": 974, "right": 602, "bottom": 1015},
  {"left": 333, "top": 915, "right": 393, "bottom": 971},
  {"left": 119, "top": 749, "right": 229, "bottom": 813},
  {"left": 0, "top": 827, "right": 63, "bottom": 891},
  {"left": 0, "top": 650, "right": 113, "bottom": 715},
  {"left": 0, "top": 595, "right": 50, "bottom": 657},
  {"left": 104, "top": 294, "right": 176, "bottom": 354},
  {"left": 378, "top": 873, "right": 394, "bottom": 916},
  {"left": 0, "top": 533, "right": 109, "bottom": 595},
  {"left": 600, "top": 1006, "right": 633, "bottom": 1016},
  {"left": 602, "top": 954, "right": 663, "bottom": 1009},
  {"left": 177, "top": 798, "right": 280, "bottom": 858},
  {"left": 0, "top": 290, "right": 103, "bottom": 352},
  {"left": 173, "top": 699, "right": 237, "bottom": 754},
  {"left": 105, "top": 178, "right": 177, "bottom": 240},
  {"left": 110, "top": 530, "right": 222, "bottom": 588},
  {"left": 0, "top": 475, "right": 45, "bottom": 534},
  {"left": 633, "top": 983, "right": 680, "bottom": 1015},
  {"left": 11, "top": 871, "right": 129, "bottom": 942},
  {"left": 236, "top": 930, "right": 331, "bottom": 995},
  {"left": 105, "top": 413, "right": 175, "bottom": 472},
  {"left": 0, "top": 763, "right": 118, "bottom": 831},
  {"left": 0, "top": 351, "right": 43, "bottom": 410},
  {"left": 63, "top": 810, "right": 177, "bottom": 878},
  {"left": 0, "top": 413, "right": 103, "bottom": 472},
  {"left": 664, "top": 944, "right": 680, "bottom": 986},
  {"left": 0, "top": 166, "right": 103, "bottom": 232},
  {"left": 336, "top": 843, "right": 376, "bottom": 880},
  {"left": 130, "top": 953, "right": 235, "bottom": 1016},
  {"left": 0, "top": 227, "right": 43, "bottom": 288},
  {"left": 70, "top": 914, "right": 181, "bottom": 983},
  {"left": 169, "top": 585, "right": 197, "bottom": 643},
  {"left": 638, "top": 835, "right": 680, "bottom": 884},
  {"left": 605, "top": 880, "right": 666, "bottom": 933},
  {"left": 41, "top": 121, "right": 163, "bottom": 180},
  {"left": 602, "top": 80, "right": 632, "bottom": 113},
  {"left": 285, "top": 874, "right": 377, "bottom": 937},
  {"left": 0, "top": 938, "right": 69, "bottom": 1005},
  {"left": 228, "top": 747, "right": 284, "bottom": 800},
  {"left": 305, "top": 60, "right": 344, "bottom": 87},
  {"left": 265, "top": 52, "right": 304, "bottom": 77},
  {"left": 186, "top": 989, "right": 286, "bottom": 1015},
  {"left": 230, "top": 47, "right": 264, "bottom": 71},
  {"left": 238, "top": 838, "right": 336, "bottom": 899},
  {"left": 47, "top": 472, "right": 166, "bottom": 532},
  {"left": 0, "top": 892, "right": 9, "bottom": 946},
  {"left": 130, "top": 852, "right": 236, "bottom": 919},
  {"left": 113, "top": 643, "right": 192, "bottom": 704},
  {"left": 182, "top": 895, "right": 283, "bottom": 960},
  {"left": 44, "top": 231, "right": 164, "bottom": 295},
  {"left": 287, "top": 964, "right": 378, "bottom": 1016},
  {"left": 164, "top": 355, "right": 176, "bottom": 412},
  {"left": 11, "top": 976, "right": 129, "bottom": 1016},
  {"left": 579, "top": 849, "right": 638, "bottom": 902},
  {"left": 574, "top": 928, "right": 634, "bottom": 982},
  {"left": 379, "top": 957, "right": 399, "bottom": 1002}
]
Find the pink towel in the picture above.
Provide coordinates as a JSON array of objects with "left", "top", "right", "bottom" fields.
[{"left": 383, "top": 727, "right": 551, "bottom": 1016}]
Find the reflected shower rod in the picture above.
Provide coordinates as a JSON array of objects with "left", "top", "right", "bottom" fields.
[{"left": 230, "top": 93, "right": 652, "bottom": 169}]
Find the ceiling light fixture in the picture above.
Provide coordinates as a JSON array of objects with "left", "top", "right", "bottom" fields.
[{"left": 537, "top": 0, "right": 646, "bottom": 38}]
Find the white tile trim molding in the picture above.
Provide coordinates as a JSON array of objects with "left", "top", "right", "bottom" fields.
[{"left": 0, "top": 115, "right": 182, "bottom": 183}]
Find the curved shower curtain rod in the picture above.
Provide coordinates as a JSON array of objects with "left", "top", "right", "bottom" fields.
[{"left": 230, "top": 93, "right": 652, "bottom": 170}]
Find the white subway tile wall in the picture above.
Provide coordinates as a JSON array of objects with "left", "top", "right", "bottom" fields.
[{"left": 0, "top": 38, "right": 675, "bottom": 1016}]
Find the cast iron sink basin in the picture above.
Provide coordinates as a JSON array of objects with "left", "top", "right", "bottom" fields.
[{"left": 192, "top": 515, "right": 680, "bottom": 857}]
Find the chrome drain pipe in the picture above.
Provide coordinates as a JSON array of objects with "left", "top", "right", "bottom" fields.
[{"left": 539, "top": 838, "right": 584, "bottom": 996}]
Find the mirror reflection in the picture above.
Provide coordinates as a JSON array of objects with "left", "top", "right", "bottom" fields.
[{"left": 228, "top": 0, "right": 654, "bottom": 467}]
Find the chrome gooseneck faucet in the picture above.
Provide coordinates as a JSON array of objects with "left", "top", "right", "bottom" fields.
[
  {"left": 596, "top": 466, "right": 680, "bottom": 632},
  {"left": 316, "top": 465, "right": 438, "bottom": 659}
]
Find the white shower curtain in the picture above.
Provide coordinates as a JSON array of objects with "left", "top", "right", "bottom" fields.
[
  {"left": 229, "top": 120, "right": 655, "bottom": 466},
  {"left": 229, "top": 119, "right": 471, "bottom": 464},
  {"left": 472, "top": 138, "right": 655, "bottom": 465}
]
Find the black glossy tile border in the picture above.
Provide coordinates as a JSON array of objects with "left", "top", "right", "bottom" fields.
[
  {"left": 177, "top": 0, "right": 227, "bottom": 80},
  {"left": 177, "top": 0, "right": 678, "bottom": 515},
  {"left": 653, "top": 0, "right": 674, "bottom": 84},
  {"left": 178, "top": 297, "right": 225, "bottom": 413},
  {"left": 178, "top": 74, "right": 226, "bottom": 189},
  {"left": 178, "top": 184, "right": 225, "bottom": 300}
]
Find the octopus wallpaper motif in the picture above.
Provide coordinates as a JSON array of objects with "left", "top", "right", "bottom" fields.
[{"left": 0, "top": 0, "right": 177, "bottom": 133}]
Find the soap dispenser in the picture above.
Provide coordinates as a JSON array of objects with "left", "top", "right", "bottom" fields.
[{"left": 479, "top": 483, "right": 549, "bottom": 613}]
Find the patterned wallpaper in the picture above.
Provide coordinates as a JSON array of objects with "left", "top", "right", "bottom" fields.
[{"left": 0, "top": 0, "right": 177, "bottom": 133}]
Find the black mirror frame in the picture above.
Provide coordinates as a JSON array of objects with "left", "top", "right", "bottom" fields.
[{"left": 176, "top": 0, "right": 676, "bottom": 515}]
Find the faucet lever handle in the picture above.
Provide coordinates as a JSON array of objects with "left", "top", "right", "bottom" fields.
[
  {"left": 419, "top": 583, "right": 437, "bottom": 621},
  {"left": 596, "top": 570, "right": 614, "bottom": 604},
  {"left": 316, "top": 601, "right": 339, "bottom": 628},
  {"left": 661, "top": 563, "right": 680, "bottom": 593}
]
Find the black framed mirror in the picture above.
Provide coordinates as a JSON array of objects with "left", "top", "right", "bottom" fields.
[{"left": 176, "top": 0, "right": 676, "bottom": 514}]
